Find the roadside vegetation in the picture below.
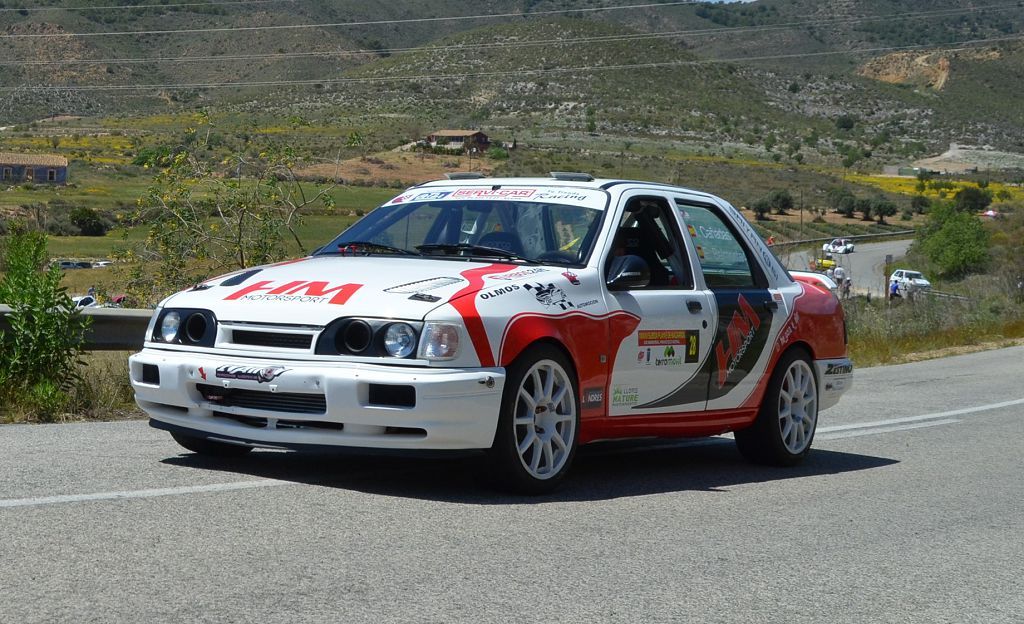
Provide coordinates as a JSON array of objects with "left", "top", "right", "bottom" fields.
[{"left": 2, "top": 117, "right": 1022, "bottom": 420}]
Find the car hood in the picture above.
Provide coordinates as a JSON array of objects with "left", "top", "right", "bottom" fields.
[{"left": 160, "top": 256, "right": 532, "bottom": 325}]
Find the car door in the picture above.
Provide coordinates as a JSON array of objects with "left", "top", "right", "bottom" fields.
[
  {"left": 603, "top": 192, "right": 715, "bottom": 416},
  {"left": 670, "top": 197, "right": 784, "bottom": 411}
]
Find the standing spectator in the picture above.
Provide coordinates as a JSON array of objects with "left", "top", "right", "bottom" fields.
[{"left": 833, "top": 265, "right": 846, "bottom": 284}]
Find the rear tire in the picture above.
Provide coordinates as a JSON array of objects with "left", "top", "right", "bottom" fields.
[
  {"left": 171, "top": 431, "right": 253, "bottom": 457},
  {"left": 735, "top": 348, "right": 818, "bottom": 466},
  {"left": 487, "top": 345, "right": 579, "bottom": 495}
]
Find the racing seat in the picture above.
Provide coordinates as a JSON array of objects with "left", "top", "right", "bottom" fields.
[
  {"left": 611, "top": 226, "right": 671, "bottom": 286},
  {"left": 477, "top": 231, "right": 525, "bottom": 255}
]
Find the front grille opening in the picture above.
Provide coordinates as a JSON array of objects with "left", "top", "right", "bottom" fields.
[
  {"left": 198, "top": 383, "right": 326, "bottom": 414},
  {"left": 232, "top": 329, "right": 313, "bottom": 350},
  {"left": 385, "top": 426, "right": 427, "bottom": 437},
  {"left": 368, "top": 384, "right": 416, "bottom": 408},
  {"left": 217, "top": 412, "right": 269, "bottom": 428},
  {"left": 277, "top": 419, "right": 344, "bottom": 431},
  {"left": 141, "top": 364, "right": 160, "bottom": 385}
]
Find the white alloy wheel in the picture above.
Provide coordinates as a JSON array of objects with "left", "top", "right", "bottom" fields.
[
  {"left": 488, "top": 345, "right": 580, "bottom": 494},
  {"left": 512, "top": 359, "right": 577, "bottom": 480},
  {"left": 776, "top": 359, "right": 817, "bottom": 454},
  {"left": 734, "top": 348, "right": 818, "bottom": 466}
]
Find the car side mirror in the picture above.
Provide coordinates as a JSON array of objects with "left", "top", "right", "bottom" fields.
[{"left": 606, "top": 255, "right": 650, "bottom": 290}]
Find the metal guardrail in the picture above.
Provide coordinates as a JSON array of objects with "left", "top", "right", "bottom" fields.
[
  {"left": 771, "top": 230, "right": 916, "bottom": 248},
  {"left": 0, "top": 305, "right": 152, "bottom": 351}
]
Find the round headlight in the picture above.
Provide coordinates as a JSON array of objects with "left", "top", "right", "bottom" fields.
[
  {"left": 160, "top": 311, "right": 181, "bottom": 342},
  {"left": 383, "top": 323, "right": 417, "bottom": 358}
]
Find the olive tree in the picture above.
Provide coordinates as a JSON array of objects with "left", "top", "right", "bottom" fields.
[{"left": 117, "top": 146, "right": 336, "bottom": 307}]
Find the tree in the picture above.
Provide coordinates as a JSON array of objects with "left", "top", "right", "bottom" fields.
[
  {"left": 765, "top": 189, "right": 794, "bottom": 215},
  {"left": 953, "top": 186, "right": 992, "bottom": 213},
  {"left": 872, "top": 199, "right": 897, "bottom": 224},
  {"left": 116, "top": 146, "right": 336, "bottom": 307},
  {"left": 855, "top": 198, "right": 874, "bottom": 221},
  {"left": 70, "top": 207, "right": 108, "bottom": 237},
  {"left": 911, "top": 195, "right": 930, "bottom": 214},
  {"left": 919, "top": 204, "right": 990, "bottom": 276},
  {"left": 751, "top": 198, "right": 771, "bottom": 221}
]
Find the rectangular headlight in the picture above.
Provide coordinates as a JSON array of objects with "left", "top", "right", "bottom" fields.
[{"left": 418, "top": 323, "right": 460, "bottom": 361}]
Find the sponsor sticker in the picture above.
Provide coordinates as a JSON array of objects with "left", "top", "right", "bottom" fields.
[
  {"left": 413, "top": 191, "right": 452, "bottom": 201},
  {"left": 523, "top": 282, "right": 574, "bottom": 310},
  {"left": 215, "top": 365, "right": 287, "bottom": 383},
  {"left": 714, "top": 294, "right": 761, "bottom": 389},
  {"left": 225, "top": 280, "right": 363, "bottom": 306},
  {"left": 479, "top": 284, "right": 520, "bottom": 300},
  {"left": 611, "top": 386, "right": 640, "bottom": 407},
  {"left": 655, "top": 345, "right": 683, "bottom": 367},
  {"left": 582, "top": 387, "right": 604, "bottom": 409},
  {"left": 388, "top": 194, "right": 414, "bottom": 204},
  {"left": 451, "top": 188, "right": 536, "bottom": 199},
  {"left": 577, "top": 299, "right": 599, "bottom": 309},
  {"left": 491, "top": 267, "right": 548, "bottom": 281},
  {"left": 638, "top": 329, "right": 687, "bottom": 346},
  {"left": 825, "top": 363, "right": 853, "bottom": 376},
  {"left": 534, "top": 190, "right": 593, "bottom": 202},
  {"left": 562, "top": 271, "right": 580, "bottom": 286}
]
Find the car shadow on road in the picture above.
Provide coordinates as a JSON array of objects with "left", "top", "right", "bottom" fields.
[{"left": 160, "top": 437, "right": 898, "bottom": 504}]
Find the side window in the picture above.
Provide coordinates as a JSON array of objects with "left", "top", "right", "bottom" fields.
[
  {"left": 606, "top": 196, "right": 693, "bottom": 289},
  {"left": 676, "top": 202, "right": 756, "bottom": 289}
]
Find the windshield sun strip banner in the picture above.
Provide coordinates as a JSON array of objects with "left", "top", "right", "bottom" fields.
[{"left": 386, "top": 187, "right": 609, "bottom": 210}]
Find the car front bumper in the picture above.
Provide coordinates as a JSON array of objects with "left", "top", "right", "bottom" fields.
[{"left": 129, "top": 349, "right": 507, "bottom": 451}]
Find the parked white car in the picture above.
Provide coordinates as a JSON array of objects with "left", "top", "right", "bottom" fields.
[
  {"left": 823, "top": 238, "right": 855, "bottom": 254},
  {"left": 130, "top": 174, "right": 853, "bottom": 493},
  {"left": 72, "top": 295, "right": 98, "bottom": 308},
  {"left": 889, "top": 269, "right": 931, "bottom": 294}
]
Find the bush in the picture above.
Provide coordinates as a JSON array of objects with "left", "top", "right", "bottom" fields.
[
  {"left": 488, "top": 147, "right": 509, "bottom": 160},
  {"left": 0, "top": 228, "right": 89, "bottom": 422},
  {"left": 70, "top": 207, "right": 109, "bottom": 236}
]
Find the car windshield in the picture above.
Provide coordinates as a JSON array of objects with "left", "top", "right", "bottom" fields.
[
  {"left": 315, "top": 198, "right": 604, "bottom": 265},
  {"left": 906, "top": 271, "right": 924, "bottom": 279}
]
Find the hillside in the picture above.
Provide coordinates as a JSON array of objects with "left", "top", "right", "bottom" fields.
[{"left": 1, "top": 0, "right": 1023, "bottom": 167}]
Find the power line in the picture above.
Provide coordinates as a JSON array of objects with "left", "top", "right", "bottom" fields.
[
  {"left": 3, "top": 33, "right": 1020, "bottom": 92},
  {"left": 0, "top": 0, "right": 289, "bottom": 12},
  {"left": 3, "top": 3, "right": 1021, "bottom": 65},
  {"left": 0, "top": 1, "right": 705, "bottom": 38}
]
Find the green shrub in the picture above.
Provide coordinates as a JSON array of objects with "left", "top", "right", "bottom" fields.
[{"left": 0, "top": 228, "right": 90, "bottom": 422}]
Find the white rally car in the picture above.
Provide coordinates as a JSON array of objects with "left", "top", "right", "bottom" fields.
[{"left": 130, "top": 174, "right": 853, "bottom": 493}]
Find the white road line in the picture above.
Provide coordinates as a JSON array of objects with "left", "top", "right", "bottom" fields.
[
  {"left": 817, "top": 397, "right": 1024, "bottom": 434},
  {"left": 817, "top": 418, "right": 960, "bottom": 440},
  {"left": 0, "top": 479, "right": 291, "bottom": 509}
]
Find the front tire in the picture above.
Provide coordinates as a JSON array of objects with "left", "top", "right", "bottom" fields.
[
  {"left": 171, "top": 431, "right": 254, "bottom": 457},
  {"left": 487, "top": 345, "right": 580, "bottom": 494},
  {"left": 735, "top": 349, "right": 818, "bottom": 466}
]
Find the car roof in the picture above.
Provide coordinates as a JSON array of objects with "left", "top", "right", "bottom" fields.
[{"left": 412, "top": 174, "right": 721, "bottom": 201}]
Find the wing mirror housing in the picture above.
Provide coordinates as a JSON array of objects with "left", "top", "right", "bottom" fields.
[{"left": 606, "top": 255, "right": 651, "bottom": 290}]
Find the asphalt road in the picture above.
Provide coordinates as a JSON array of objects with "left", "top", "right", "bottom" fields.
[
  {"left": 782, "top": 239, "right": 912, "bottom": 297},
  {"left": 3, "top": 346, "right": 1023, "bottom": 623}
]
